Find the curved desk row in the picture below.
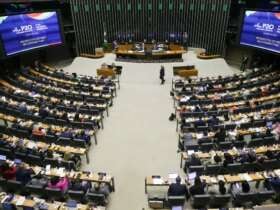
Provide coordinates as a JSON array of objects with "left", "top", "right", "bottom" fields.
[
  {"left": 116, "top": 50, "right": 185, "bottom": 61},
  {"left": 197, "top": 53, "right": 220, "bottom": 59}
]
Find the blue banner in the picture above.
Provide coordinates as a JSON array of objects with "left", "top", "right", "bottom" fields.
[
  {"left": 240, "top": 11, "right": 280, "bottom": 54},
  {"left": 0, "top": 11, "right": 63, "bottom": 56}
]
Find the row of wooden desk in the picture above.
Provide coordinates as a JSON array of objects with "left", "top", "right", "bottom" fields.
[
  {"left": 0, "top": 192, "right": 105, "bottom": 210},
  {"left": 145, "top": 169, "right": 280, "bottom": 194}
]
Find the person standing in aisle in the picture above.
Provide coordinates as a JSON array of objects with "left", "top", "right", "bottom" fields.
[{"left": 159, "top": 65, "right": 165, "bottom": 84}]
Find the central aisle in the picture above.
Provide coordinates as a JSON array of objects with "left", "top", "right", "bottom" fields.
[{"left": 64, "top": 52, "right": 234, "bottom": 210}]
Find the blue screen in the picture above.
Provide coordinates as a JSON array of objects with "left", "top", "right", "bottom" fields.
[
  {"left": 240, "top": 10, "right": 280, "bottom": 54},
  {"left": 0, "top": 11, "right": 63, "bottom": 56}
]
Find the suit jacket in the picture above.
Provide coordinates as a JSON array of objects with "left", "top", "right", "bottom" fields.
[{"left": 168, "top": 183, "right": 189, "bottom": 198}]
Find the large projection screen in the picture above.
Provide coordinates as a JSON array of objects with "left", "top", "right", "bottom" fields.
[
  {"left": 0, "top": 11, "right": 63, "bottom": 56},
  {"left": 240, "top": 10, "right": 280, "bottom": 54}
]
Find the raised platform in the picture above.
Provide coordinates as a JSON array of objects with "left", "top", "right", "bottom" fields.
[
  {"left": 115, "top": 43, "right": 185, "bottom": 63},
  {"left": 116, "top": 57, "right": 183, "bottom": 63}
]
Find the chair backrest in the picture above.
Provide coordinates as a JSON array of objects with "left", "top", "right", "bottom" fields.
[
  {"left": 189, "top": 165, "right": 205, "bottom": 175},
  {"left": 26, "top": 184, "right": 45, "bottom": 195},
  {"left": 258, "top": 191, "right": 275, "bottom": 203},
  {"left": 210, "top": 194, "right": 231, "bottom": 208},
  {"left": 68, "top": 190, "right": 85, "bottom": 202},
  {"left": 226, "top": 163, "right": 242, "bottom": 174},
  {"left": 45, "top": 187, "right": 64, "bottom": 199},
  {"left": 235, "top": 192, "right": 258, "bottom": 204},
  {"left": 192, "top": 194, "right": 211, "bottom": 208},
  {"left": 200, "top": 143, "right": 214, "bottom": 152},
  {"left": 205, "top": 165, "right": 222, "bottom": 175},
  {"left": 86, "top": 193, "right": 106, "bottom": 205},
  {"left": 167, "top": 196, "right": 185, "bottom": 207},
  {"left": 6, "top": 180, "right": 23, "bottom": 193}
]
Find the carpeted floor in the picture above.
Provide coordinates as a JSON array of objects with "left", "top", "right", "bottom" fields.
[{"left": 62, "top": 51, "right": 236, "bottom": 210}]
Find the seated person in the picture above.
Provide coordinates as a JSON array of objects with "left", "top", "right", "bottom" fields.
[
  {"left": 32, "top": 126, "right": 46, "bottom": 136},
  {"left": 231, "top": 181, "right": 250, "bottom": 197},
  {"left": 69, "top": 179, "right": 91, "bottom": 193},
  {"left": 208, "top": 180, "right": 227, "bottom": 195},
  {"left": 28, "top": 174, "right": 48, "bottom": 187},
  {"left": 15, "top": 164, "right": 34, "bottom": 185},
  {"left": 184, "top": 154, "right": 202, "bottom": 172},
  {"left": 75, "top": 130, "right": 91, "bottom": 145},
  {"left": 0, "top": 162, "right": 16, "bottom": 180},
  {"left": 189, "top": 177, "right": 205, "bottom": 196},
  {"left": 194, "top": 117, "right": 206, "bottom": 128},
  {"left": 168, "top": 176, "right": 189, "bottom": 199},
  {"left": 247, "top": 149, "right": 257, "bottom": 163},
  {"left": 223, "top": 152, "right": 234, "bottom": 167},
  {"left": 48, "top": 176, "right": 69, "bottom": 192},
  {"left": 60, "top": 128, "right": 73, "bottom": 139},
  {"left": 213, "top": 153, "right": 222, "bottom": 164},
  {"left": 90, "top": 183, "right": 110, "bottom": 198},
  {"left": 208, "top": 115, "right": 220, "bottom": 126},
  {"left": 214, "top": 128, "right": 226, "bottom": 144}
]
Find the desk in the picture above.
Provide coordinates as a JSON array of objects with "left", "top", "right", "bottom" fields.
[
  {"left": 197, "top": 52, "right": 220, "bottom": 59},
  {"left": 80, "top": 52, "right": 104, "bottom": 59},
  {"left": 0, "top": 193, "right": 106, "bottom": 210},
  {"left": 115, "top": 43, "right": 185, "bottom": 62}
]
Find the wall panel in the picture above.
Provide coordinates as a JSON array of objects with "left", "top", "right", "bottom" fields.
[{"left": 69, "top": 0, "right": 231, "bottom": 55}]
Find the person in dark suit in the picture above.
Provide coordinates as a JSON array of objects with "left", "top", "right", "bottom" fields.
[
  {"left": 189, "top": 176, "right": 205, "bottom": 196},
  {"left": 194, "top": 117, "right": 206, "bottom": 128},
  {"left": 159, "top": 66, "right": 165, "bottom": 84},
  {"left": 168, "top": 176, "right": 189, "bottom": 199},
  {"left": 208, "top": 115, "right": 220, "bottom": 126},
  {"left": 15, "top": 164, "right": 34, "bottom": 185},
  {"left": 214, "top": 128, "right": 226, "bottom": 144}
]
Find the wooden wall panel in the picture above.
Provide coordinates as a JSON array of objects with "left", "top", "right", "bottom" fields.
[{"left": 69, "top": 0, "right": 231, "bottom": 55}]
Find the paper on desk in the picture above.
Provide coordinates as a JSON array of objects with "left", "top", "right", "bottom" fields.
[
  {"left": 241, "top": 173, "right": 252, "bottom": 182},
  {"left": 46, "top": 165, "right": 51, "bottom": 174},
  {"left": 16, "top": 196, "right": 25, "bottom": 206},
  {"left": 57, "top": 168, "right": 65, "bottom": 177},
  {"left": 188, "top": 172, "right": 197, "bottom": 180},
  {"left": 168, "top": 173, "right": 178, "bottom": 179},
  {"left": 26, "top": 141, "right": 36, "bottom": 149},
  {"left": 217, "top": 175, "right": 225, "bottom": 182},
  {"left": 187, "top": 150, "right": 195, "bottom": 155},
  {"left": 153, "top": 178, "right": 164, "bottom": 185},
  {"left": 274, "top": 169, "right": 280, "bottom": 177}
]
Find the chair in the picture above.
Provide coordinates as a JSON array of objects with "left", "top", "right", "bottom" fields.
[
  {"left": 6, "top": 180, "right": 23, "bottom": 193},
  {"left": 167, "top": 196, "right": 186, "bottom": 207},
  {"left": 44, "top": 158, "right": 59, "bottom": 168},
  {"left": 0, "top": 147, "right": 14, "bottom": 159},
  {"left": 26, "top": 154, "right": 44, "bottom": 167},
  {"left": 205, "top": 165, "right": 222, "bottom": 175},
  {"left": 189, "top": 165, "right": 205, "bottom": 175},
  {"left": 45, "top": 187, "right": 64, "bottom": 200},
  {"left": 248, "top": 138, "right": 264, "bottom": 147},
  {"left": 233, "top": 192, "right": 258, "bottom": 206},
  {"left": 72, "top": 139, "right": 87, "bottom": 148},
  {"left": 185, "top": 143, "right": 199, "bottom": 151},
  {"left": 264, "top": 136, "right": 276, "bottom": 146},
  {"left": 209, "top": 194, "right": 231, "bottom": 208},
  {"left": 86, "top": 193, "right": 106, "bottom": 206},
  {"left": 192, "top": 194, "right": 211, "bottom": 208},
  {"left": 219, "top": 142, "right": 232, "bottom": 150},
  {"left": 57, "top": 137, "right": 72, "bottom": 146},
  {"left": 257, "top": 191, "right": 275, "bottom": 204},
  {"left": 68, "top": 190, "right": 85, "bottom": 202},
  {"left": 263, "top": 159, "right": 280, "bottom": 170},
  {"left": 225, "top": 163, "right": 242, "bottom": 174},
  {"left": 233, "top": 141, "right": 246, "bottom": 149},
  {"left": 26, "top": 184, "right": 45, "bottom": 196},
  {"left": 200, "top": 143, "right": 214, "bottom": 152}
]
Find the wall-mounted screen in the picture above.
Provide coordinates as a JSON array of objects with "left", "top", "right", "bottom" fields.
[
  {"left": 240, "top": 10, "right": 280, "bottom": 54},
  {"left": 0, "top": 11, "right": 63, "bottom": 56}
]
